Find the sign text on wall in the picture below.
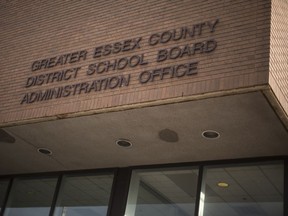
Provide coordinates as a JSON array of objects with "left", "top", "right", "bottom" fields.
[{"left": 21, "top": 19, "right": 219, "bottom": 104}]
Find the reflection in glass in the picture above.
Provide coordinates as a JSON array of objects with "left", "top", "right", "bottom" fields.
[
  {"left": 0, "top": 180, "right": 10, "bottom": 212},
  {"left": 53, "top": 173, "right": 114, "bottom": 216},
  {"left": 199, "top": 162, "right": 284, "bottom": 216},
  {"left": 3, "top": 177, "right": 57, "bottom": 216},
  {"left": 125, "top": 167, "right": 199, "bottom": 216}
]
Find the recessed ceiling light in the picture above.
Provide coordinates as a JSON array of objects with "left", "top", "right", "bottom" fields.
[
  {"left": 116, "top": 139, "right": 132, "bottom": 148},
  {"left": 202, "top": 130, "right": 220, "bottom": 139},
  {"left": 37, "top": 148, "right": 52, "bottom": 155},
  {"left": 217, "top": 182, "right": 229, "bottom": 188}
]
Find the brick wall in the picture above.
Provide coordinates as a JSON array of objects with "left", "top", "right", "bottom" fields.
[
  {"left": 270, "top": 0, "right": 288, "bottom": 116},
  {"left": 0, "top": 0, "right": 271, "bottom": 125}
]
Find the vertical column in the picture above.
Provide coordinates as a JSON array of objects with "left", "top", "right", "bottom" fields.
[
  {"left": 49, "top": 175, "right": 63, "bottom": 216},
  {"left": 194, "top": 166, "right": 206, "bottom": 216},
  {"left": 124, "top": 172, "right": 141, "bottom": 216},
  {"left": 0, "top": 179, "right": 13, "bottom": 216},
  {"left": 284, "top": 158, "right": 288, "bottom": 216},
  {"left": 108, "top": 168, "right": 132, "bottom": 216}
]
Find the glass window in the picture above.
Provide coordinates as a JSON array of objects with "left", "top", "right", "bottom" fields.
[
  {"left": 53, "top": 173, "right": 114, "bottom": 216},
  {"left": 0, "top": 180, "right": 10, "bottom": 212},
  {"left": 199, "top": 162, "right": 284, "bottom": 216},
  {"left": 125, "top": 167, "right": 199, "bottom": 216},
  {"left": 3, "top": 177, "right": 57, "bottom": 216}
]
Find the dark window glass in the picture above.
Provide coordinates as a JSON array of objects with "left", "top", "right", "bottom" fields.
[
  {"left": 53, "top": 173, "right": 114, "bottom": 216},
  {"left": 125, "top": 167, "right": 199, "bottom": 216},
  {"left": 3, "top": 177, "right": 57, "bottom": 216},
  {"left": 199, "top": 162, "right": 284, "bottom": 216}
]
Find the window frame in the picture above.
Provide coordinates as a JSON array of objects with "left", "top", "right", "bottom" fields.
[{"left": 0, "top": 156, "right": 286, "bottom": 216}]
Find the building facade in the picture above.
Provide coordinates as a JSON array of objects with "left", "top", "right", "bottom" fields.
[{"left": 0, "top": 0, "right": 287, "bottom": 215}]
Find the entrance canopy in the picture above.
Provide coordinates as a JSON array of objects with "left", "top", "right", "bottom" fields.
[{"left": 0, "top": 90, "right": 287, "bottom": 175}]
